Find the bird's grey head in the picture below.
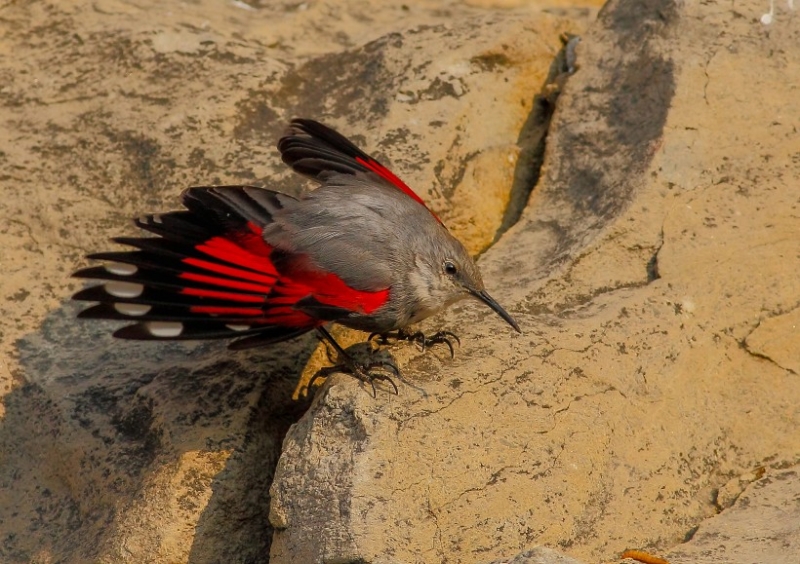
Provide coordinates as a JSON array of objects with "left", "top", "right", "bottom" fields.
[{"left": 406, "top": 228, "right": 520, "bottom": 332}]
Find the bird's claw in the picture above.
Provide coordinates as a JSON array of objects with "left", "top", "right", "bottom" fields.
[
  {"left": 367, "top": 332, "right": 389, "bottom": 346},
  {"left": 407, "top": 329, "right": 460, "bottom": 358},
  {"left": 308, "top": 360, "right": 400, "bottom": 397},
  {"left": 359, "top": 361, "right": 400, "bottom": 396},
  {"left": 371, "top": 329, "right": 460, "bottom": 358}
]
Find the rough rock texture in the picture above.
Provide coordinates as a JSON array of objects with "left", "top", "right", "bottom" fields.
[
  {"left": 0, "top": 1, "right": 595, "bottom": 563},
  {"left": 666, "top": 466, "right": 800, "bottom": 564},
  {"left": 270, "top": 0, "right": 800, "bottom": 563},
  {"left": 2, "top": 0, "right": 798, "bottom": 563},
  {"left": 486, "top": 546, "right": 585, "bottom": 564}
]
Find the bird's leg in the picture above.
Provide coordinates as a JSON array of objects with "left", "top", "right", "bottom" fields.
[
  {"left": 369, "top": 328, "right": 461, "bottom": 359},
  {"left": 311, "top": 326, "right": 399, "bottom": 397}
]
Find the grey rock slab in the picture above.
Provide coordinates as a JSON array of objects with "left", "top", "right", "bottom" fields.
[{"left": 667, "top": 467, "right": 800, "bottom": 564}]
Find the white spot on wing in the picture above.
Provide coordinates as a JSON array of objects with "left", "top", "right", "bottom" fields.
[
  {"left": 226, "top": 324, "right": 251, "bottom": 332},
  {"left": 146, "top": 321, "right": 183, "bottom": 337},
  {"left": 104, "top": 262, "right": 138, "bottom": 276},
  {"left": 152, "top": 214, "right": 163, "bottom": 224},
  {"left": 114, "top": 303, "right": 151, "bottom": 316},
  {"left": 105, "top": 281, "right": 144, "bottom": 298}
]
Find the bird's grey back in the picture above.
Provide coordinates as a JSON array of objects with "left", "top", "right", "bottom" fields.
[{"left": 262, "top": 173, "right": 448, "bottom": 292}]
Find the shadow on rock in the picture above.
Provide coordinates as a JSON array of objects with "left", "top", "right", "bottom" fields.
[{"left": 5, "top": 300, "right": 314, "bottom": 563}]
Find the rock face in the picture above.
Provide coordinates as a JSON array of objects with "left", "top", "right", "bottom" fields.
[
  {"left": 666, "top": 468, "right": 800, "bottom": 564},
  {"left": 270, "top": 0, "right": 800, "bottom": 563},
  {"left": 0, "top": 1, "right": 593, "bottom": 563},
  {"left": 2, "top": 1, "right": 799, "bottom": 564}
]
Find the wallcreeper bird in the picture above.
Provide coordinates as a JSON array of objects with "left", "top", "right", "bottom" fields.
[{"left": 73, "top": 119, "right": 520, "bottom": 394}]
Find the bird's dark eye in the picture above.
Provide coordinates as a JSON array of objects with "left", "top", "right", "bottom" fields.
[{"left": 444, "top": 260, "right": 457, "bottom": 275}]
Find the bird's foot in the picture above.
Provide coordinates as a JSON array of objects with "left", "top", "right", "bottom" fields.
[
  {"left": 308, "top": 359, "right": 399, "bottom": 397},
  {"left": 369, "top": 328, "right": 461, "bottom": 358},
  {"left": 313, "top": 326, "right": 400, "bottom": 396}
]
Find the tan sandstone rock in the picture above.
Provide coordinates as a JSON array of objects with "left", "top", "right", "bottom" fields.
[
  {"left": 0, "top": 1, "right": 593, "bottom": 563},
  {"left": 270, "top": 0, "right": 800, "bottom": 563},
  {"left": 667, "top": 466, "right": 800, "bottom": 564},
  {"left": 3, "top": 0, "right": 797, "bottom": 562}
]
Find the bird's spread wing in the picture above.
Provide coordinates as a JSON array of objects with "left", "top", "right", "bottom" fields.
[
  {"left": 279, "top": 118, "right": 441, "bottom": 223},
  {"left": 73, "top": 186, "right": 390, "bottom": 348}
]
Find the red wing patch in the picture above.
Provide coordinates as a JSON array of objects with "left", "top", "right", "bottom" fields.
[
  {"left": 181, "top": 257, "right": 276, "bottom": 285},
  {"left": 308, "top": 270, "right": 390, "bottom": 314},
  {"left": 181, "top": 287, "right": 266, "bottom": 303},
  {"left": 178, "top": 228, "right": 390, "bottom": 328},
  {"left": 178, "top": 227, "right": 279, "bottom": 302},
  {"left": 179, "top": 271, "right": 274, "bottom": 294},
  {"left": 194, "top": 226, "right": 277, "bottom": 276},
  {"left": 357, "top": 155, "right": 442, "bottom": 224},
  {"left": 234, "top": 222, "right": 276, "bottom": 257},
  {"left": 74, "top": 184, "right": 390, "bottom": 341},
  {"left": 281, "top": 119, "right": 442, "bottom": 224},
  {"left": 189, "top": 306, "right": 268, "bottom": 316},
  {"left": 270, "top": 266, "right": 390, "bottom": 325}
]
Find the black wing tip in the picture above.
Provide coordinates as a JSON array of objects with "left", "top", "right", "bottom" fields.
[
  {"left": 279, "top": 118, "right": 376, "bottom": 183},
  {"left": 287, "top": 118, "right": 325, "bottom": 134},
  {"left": 113, "top": 324, "right": 158, "bottom": 340},
  {"left": 76, "top": 303, "right": 123, "bottom": 319},
  {"left": 72, "top": 285, "right": 105, "bottom": 302},
  {"left": 72, "top": 266, "right": 113, "bottom": 281},
  {"left": 281, "top": 118, "right": 356, "bottom": 150},
  {"left": 72, "top": 267, "right": 94, "bottom": 280}
]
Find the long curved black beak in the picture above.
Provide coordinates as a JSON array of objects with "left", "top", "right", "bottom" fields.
[{"left": 470, "top": 289, "right": 521, "bottom": 333}]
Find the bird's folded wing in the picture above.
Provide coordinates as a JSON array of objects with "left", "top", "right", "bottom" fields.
[{"left": 278, "top": 118, "right": 441, "bottom": 223}]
